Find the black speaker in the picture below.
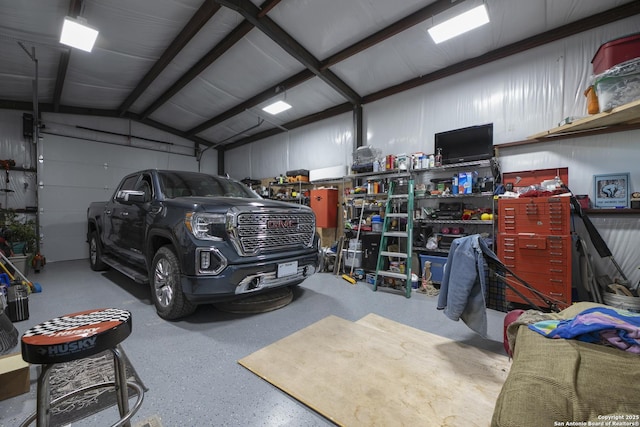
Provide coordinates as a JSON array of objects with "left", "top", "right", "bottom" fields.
[{"left": 22, "top": 113, "right": 33, "bottom": 138}]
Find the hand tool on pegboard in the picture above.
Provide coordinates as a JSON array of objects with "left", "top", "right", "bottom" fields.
[{"left": 0, "top": 159, "right": 16, "bottom": 208}]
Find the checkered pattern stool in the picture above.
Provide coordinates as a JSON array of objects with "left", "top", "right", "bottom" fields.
[{"left": 19, "top": 308, "right": 144, "bottom": 427}]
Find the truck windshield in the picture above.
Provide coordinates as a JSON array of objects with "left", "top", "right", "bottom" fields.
[{"left": 159, "top": 171, "right": 260, "bottom": 199}]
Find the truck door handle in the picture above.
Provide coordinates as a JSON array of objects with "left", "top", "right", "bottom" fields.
[
  {"left": 121, "top": 211, "right": 129, "bottom": 217},
  {"left": 105, "top": 209, "right": 112, "bottom": 215}
]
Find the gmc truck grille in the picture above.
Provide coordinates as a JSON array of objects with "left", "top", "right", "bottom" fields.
[{"left": 233, "top": 212, "right": 315, "bottom": 255}]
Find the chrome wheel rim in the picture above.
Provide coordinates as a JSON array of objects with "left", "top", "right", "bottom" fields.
[{"left": 154, "top": 257, "right": 174, "bottom": 308}]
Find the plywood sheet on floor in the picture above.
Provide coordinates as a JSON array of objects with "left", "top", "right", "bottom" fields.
[{"left": 238, "top": 313, "right": 511, "bottom": 426}]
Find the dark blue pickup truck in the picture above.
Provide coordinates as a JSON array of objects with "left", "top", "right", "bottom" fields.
[{"left": 87, "top": 170, "right": 320, "bottom": 319}]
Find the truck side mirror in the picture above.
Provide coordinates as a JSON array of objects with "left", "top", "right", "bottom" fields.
[{"left": 116, "top": 190, "right": 146, "bottom": 204}]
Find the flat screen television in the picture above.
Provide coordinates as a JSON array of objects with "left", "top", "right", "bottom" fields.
[{"left": 434, "top": 123, "right": 494, "bottom": 165}]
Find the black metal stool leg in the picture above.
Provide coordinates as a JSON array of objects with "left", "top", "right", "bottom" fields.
[
  {"left": 111, "top": 345, "right": 131, "bottom": 427},
  {"left": 35, "top": 364, "right": 53, "bottom": 427}
]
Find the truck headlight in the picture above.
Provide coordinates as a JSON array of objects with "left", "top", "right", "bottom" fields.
[{"left": 185, "top": 212, "right": 226, "bottom": 241}]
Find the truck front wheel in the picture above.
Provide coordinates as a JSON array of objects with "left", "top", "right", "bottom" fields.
[{"left": 150, "top": 245, "right": 196, "bottom": 320}]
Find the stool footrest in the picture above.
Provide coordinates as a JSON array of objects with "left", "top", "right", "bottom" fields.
[{"left": 20, "top": 380, "right": 144, "bottom": 427}]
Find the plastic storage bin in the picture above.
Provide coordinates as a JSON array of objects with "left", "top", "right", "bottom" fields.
[
  {"left": 591, "top": 33, "right": 640, "bottom": 74},
  {"left": 343, "top": 249, "right": 362, "bottom": 269},
  {"left": 419, "top": 255, "right": 447, "bottom": 283},
  {"left": 595, "top": 57, "right": 640, "bottom": 111}
]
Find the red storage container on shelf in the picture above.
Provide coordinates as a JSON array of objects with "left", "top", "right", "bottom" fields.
[
  {"left": 591, "top": 33, "right": 640, "bottom": 74},
  {"left": 310, "top": 188, "right": 338, "bottom": 228}
]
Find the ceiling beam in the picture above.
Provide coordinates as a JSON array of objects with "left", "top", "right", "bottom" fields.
[
  {"left": 223, "top": 102, "right": 353, "bottom": 150},
  {"left": 257, "top": 0, "right": 281, "bottom": 18},
  {"left": 214, "top": 0, "right": 361, "bottom": 105},
  {"left": 133, "top": 116, "right": 215, "bottom": 148},
  {"left": 117, "top": 1, "right": 221, "bottom": 117},
  {"left": 140, "top": 20, "right": 253, "bottom": 120},
  {"left": 363, "top": 1, "right": 640, "bottom": 104},
  {"left": 52, "top": 0, "right": 82, "bottom": 112},
  {"left": 320, "top": 0, "right": 458, "bottom": 70},
  {"left": 0, "top": 99, "right": 216, "bottom": 148},
  {"left": 186, "top": 69, "right": 314, "bottom": 136}
]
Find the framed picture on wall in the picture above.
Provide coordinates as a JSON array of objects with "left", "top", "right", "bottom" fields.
[{"left": 593, "top": 173, "right": 630, "bottom": 208}]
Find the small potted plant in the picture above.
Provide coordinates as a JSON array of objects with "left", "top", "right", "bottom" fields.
[{"left": 0, "top": 209, "right": 38, "bottom": 275}]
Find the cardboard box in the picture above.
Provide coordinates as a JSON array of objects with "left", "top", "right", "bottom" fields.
[
  {"left": 458, "top": 172, "right": 474, "bottom": 194},
  {"left": 0, "top": 353, "right": 30, "bottom": 401}
]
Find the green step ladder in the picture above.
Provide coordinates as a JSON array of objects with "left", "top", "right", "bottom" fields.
[{"left": 374, "top": 178, "right": 414, "bottom": 298}]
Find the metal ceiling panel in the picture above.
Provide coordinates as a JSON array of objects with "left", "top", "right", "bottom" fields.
[
  {"left": 330, "top": 0, "right": 635, "bottom": 96},
  {"left": 253, "top": 76, "right": 348, "bottom": 122},
  {"left": 196, "top": 110, "right": 276, "bottom": 145},
  {"left": 129, "top": 6, "right": 243, "bottom": 114},
  {"left": 192, "top": 27, "right": 306, "bottom": 100},
  {"left": 0, "top": 40, "right": 59, "bottom": 102},
  {"left": 0, "top": 0, "right": 67, "bottom": 103},
  {"left": 194, "top": 76, "right": 348, "bottom": 144},
  {"left": 87, "top": 0, "right": 204, "bottom": 58},
  {"left": 149, "top": 27, "right": 307, "bottom": 131},
  {"left": 145, "top": 99, "right": 211, "bottom": 132},
  {"left": 545, "top": 0, "right": 635, "bottom": 29},
  {"left": 266, "top": 0, "right": 429, "bottom": 59},
  {"left": 58, "top": 0, "right": 203, "bottom": 110}
]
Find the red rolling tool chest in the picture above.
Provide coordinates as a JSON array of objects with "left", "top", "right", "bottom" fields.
[{"left": 497, "top": 196, "right": 572, "bottom": 309}]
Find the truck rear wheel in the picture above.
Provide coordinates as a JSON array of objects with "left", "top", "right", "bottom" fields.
[
  {"left": 89, "top": 231, "right": 108, "bottom": 271},
  {"left": 150, "top": 245, "right": 196, "bottom": 320}
]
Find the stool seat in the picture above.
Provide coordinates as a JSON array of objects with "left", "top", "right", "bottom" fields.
[{"left": 22, "top": 308, "right": 132, "bottom": 365}]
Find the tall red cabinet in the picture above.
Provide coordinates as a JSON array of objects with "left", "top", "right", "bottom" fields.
[
  {"left": 497, "top": 196, "right": 572, "bottom": 309},
  {"left": 310, "top": 189, "right": 339, "bottom": 228}
]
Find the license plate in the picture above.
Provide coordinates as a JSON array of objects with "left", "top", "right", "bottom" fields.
[{"left": 277, "top": 261, "right": 297, "bottom": 278}]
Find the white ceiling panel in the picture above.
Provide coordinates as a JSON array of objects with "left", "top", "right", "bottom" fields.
[
  {"left": 267, "top": 0, "right": 429, "bottom": 59},
  {"left": 254, "top": 77, "right": 348, "bottom": 121},
  {"left": 129, "top": 6, "right": 244, "bottom": 114},
  {"left": 196, "top": 110, "right": 276, "bottom": 144}
]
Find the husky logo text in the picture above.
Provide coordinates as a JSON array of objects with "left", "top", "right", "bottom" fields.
[{"left": 47, "top": 336, "right": 97, "bottom": 356}]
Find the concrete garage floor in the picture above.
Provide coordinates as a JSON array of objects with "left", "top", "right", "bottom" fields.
[{"left": 0, "top": 260, "right": 506, "bottom": 426}]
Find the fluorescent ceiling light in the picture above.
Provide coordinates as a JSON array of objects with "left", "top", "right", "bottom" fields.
[
  {"left": 60, "top": 16, "right": 99, "bottom": 52},
  {"left": 428, "top": 4, "right": 489, "bottom": 44},
  {"left": 262, "top": 100, "right": 292, "bottom": 115}
]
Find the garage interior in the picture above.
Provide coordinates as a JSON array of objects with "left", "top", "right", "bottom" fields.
[{"left": 1, "top": 0, "right": 640, "bottom": 426}]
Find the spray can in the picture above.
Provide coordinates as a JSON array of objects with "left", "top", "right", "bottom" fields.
[{"left": 435, "top": 148, "right": 443, "bottom": 167}]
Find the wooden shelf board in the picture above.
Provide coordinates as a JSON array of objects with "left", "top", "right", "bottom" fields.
[{"left": 528, "top": 98, "right": 640, "bottom": 140}]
